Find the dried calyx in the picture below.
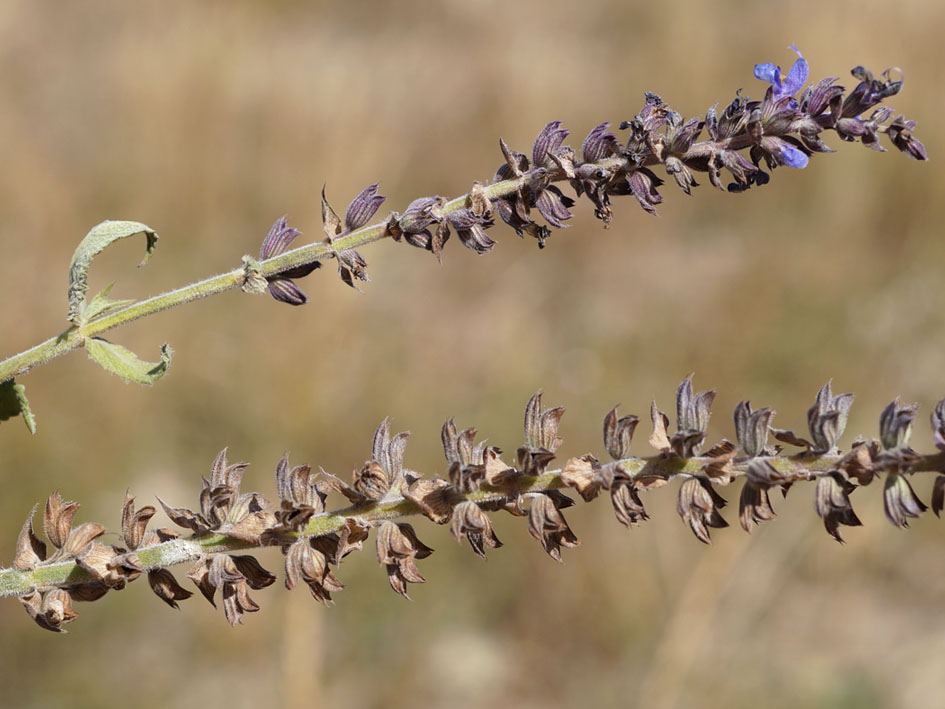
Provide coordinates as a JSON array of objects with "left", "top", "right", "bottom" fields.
[{"left": 6, "top": 378, "right": 945, "bottom": 633}]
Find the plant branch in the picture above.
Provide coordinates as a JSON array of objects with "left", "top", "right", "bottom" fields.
[
  {"left": 5, "top": 450, "right": 945, "bottom": 600},
  {"left": 0, "top": 55, "right": 926, "bottom": 408}
]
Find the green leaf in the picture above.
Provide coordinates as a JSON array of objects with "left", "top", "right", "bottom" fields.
[
  {"left": 85, "top": 338, "right": 172, "bottom": 385},
  {"left": 83, "top": 282, "right": 137, "bottom": 322},
  {"left": 68, "top": 220, "right": 159, "bottom": 324},
  {"left": 0, "top": 379, "right": 37, "bottom": 434}
]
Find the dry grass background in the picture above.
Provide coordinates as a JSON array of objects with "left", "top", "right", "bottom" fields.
[{"left": 1, "top": 1, "right": 944, "bottom": 707}]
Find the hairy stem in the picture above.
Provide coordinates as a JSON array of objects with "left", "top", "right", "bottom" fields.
[{"left": 0, "top": 165, "right": 571, "bottom": 385}]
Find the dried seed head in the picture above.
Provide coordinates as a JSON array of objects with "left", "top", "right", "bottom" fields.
[
  {"left": 20, "top": 590, "right": 64, "bottom": 633},
  {"left": 441, "top": 418, "right": 515, "bottom": 489},
  {"left": 879, "top": 397, "right": 918, "bottom": 450},
  {"left": 284, "top": 539, "right": 343, "bottom": 605},
  {"left": 311, "top": 518, "right": 370, "bottom": 565},
  {"left": 883, "top": 474, "right": 927, "bottom": 529},
  {"left": 353, "top": 461, "right": 390, "bottom": 501},
  {"left": 20, "top": 589, "right": 76, "bottom": 633},
  {"left": 738, "top": 460, "right": 787, "bottom": 532},
  {"left": 376, "top": 521, "right": 433, "bottom": 600},
  {"left": 814, "top": 472, "right": 862, "bottom": 543},
  {"left": 807, "top": 380, "right": 855, "bottom": 453},
  {"left": 275, "top": 454, "right": 326, "bottom": 510},
  {"left": 187, "top": 553, "right": 270, "bottom": 626},
  {"left": 734, "top": 401, "right": 775, "bottom": 458},
  {"left": 611, "top": 482, "right": 649, "bottom": 529},
  {"left": 603, "top": 407, "right": 639, "bottom": 461},
  {"left": 19, "top": 589, "right": 79, "bottom": 633},
  {"left": 372, "top": 419, "right": 410, "bottom": 495},
  {"left": 44, "top": 491, "right": 80, "bottom": 550},
  {"left": 674, "top": 374, "right": 716, "bottom": 456},
  {"left": 274, "top": 454, "right": 328, "bottom": 532},
  {"left": 527, "top": 494, "right": 580, "bottom": 562},
  {"left": 518, "top": 392, "right": 565, "bottom": 475},
  {"left": 677, "top": 477, "right": 728, "bottom": 544},
  {"left": 148, "top": 568, "right": 193, "bottom": 609},
  {"left": 120, "top": 490, "right": 155, "bottom": 551},
  {"left": 450, "top": 500, "right": 502, "bottom": 559}
]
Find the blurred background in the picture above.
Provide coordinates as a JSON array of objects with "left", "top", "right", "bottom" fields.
[{"left": 1, "top": 0, "right": 943, "bottom": 706}]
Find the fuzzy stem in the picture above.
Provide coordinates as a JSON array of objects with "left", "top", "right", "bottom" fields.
[
  {"left": 0, "top": 167, "right": 554, "bottom": 384},
  {"left": 3, "top": 450, "right": 943, "bottom": 599}
]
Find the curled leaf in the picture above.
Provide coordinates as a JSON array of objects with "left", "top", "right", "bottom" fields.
[
  {"left": 68, "top": 220, "right": 158, "bottom": 324},
  {"left": 85, "top": 339, "right": 172, "bottom": 385}
]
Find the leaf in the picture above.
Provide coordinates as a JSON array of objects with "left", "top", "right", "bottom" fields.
[
  {"left": 68, "top": 220, "right": 159, "bottom": 324},
  {"left": 85, "top": 338, "right": 172, "bottom": 385},
  {"left": 83, "top": 283, "right": 136, "bottom": 322},
  {"left": 0, "top": 379, "right": 37, "bottom": 434}
]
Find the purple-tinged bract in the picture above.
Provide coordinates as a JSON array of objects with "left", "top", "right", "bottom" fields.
[{"left": 258, "top": 216, "right": 321, "bottom": 306}]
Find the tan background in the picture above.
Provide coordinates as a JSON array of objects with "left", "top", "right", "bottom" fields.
[{"left": 1, "top": 1, "right": 944, "bottom": 707}]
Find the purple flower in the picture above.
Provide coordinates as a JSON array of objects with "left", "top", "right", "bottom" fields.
[
  {"left": 259, "top": 217, "right": 320, "bottom": 306},
  {"left": 755, "top": 136, "right": 810, "bottom": 170},
  {"left": 777, "top": 141, "right": 809, "bottom": 168},
  {"left": 754, "top": 45, "right": 808, "bottom": 100}
]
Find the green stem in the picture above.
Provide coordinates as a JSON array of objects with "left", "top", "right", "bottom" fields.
[
  {"left": 0, "top": 149, "right": 644, "bottom": 387},
  {"left": 3, "top": 450, "right": 944, "bottom": 599},
  {"left": 0, "top": 165, "right": 561, "bottom": 384}
]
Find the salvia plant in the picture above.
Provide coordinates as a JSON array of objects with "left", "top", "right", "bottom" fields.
[{"left": 0, "top": 47, "right": 932, "bottom": 632}]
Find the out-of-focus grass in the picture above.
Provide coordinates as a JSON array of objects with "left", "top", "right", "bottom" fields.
[{"left": 1, "top": 1, "right": 944, "bottom": 707}]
